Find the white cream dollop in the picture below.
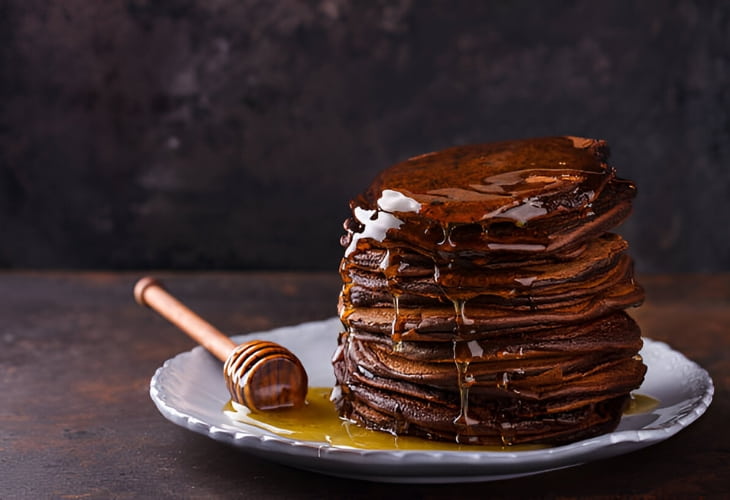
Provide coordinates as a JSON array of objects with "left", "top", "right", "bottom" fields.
[
  {"left": 344, "top": 190, "right": 420, "bottom": 256},
  {"left": 376, "top": 189, "right": 421, "bottom": 213},
  {"left": 345, "top": 207, "right": 403, "bottom": 256}
]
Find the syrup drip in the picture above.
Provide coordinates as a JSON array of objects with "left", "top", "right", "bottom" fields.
[
  {"left": 452, "top": 340, "right": 479, "bottom": 443},
  {"left": 450, "top": 291, "right": 479, "bottom": 441},
  {"left": 453, "top": 298, "right": 475, "bottom": 334},
  {"left": 499, "top": 421, "right": 516, "bottom": 446},
  {"left": 391, "top": 294, "right": 405, "bottom": 350},
  {"left": 379, "top": 249, "right": 391, "bottom": 270},
  {"left": 339, "top": 282, "right": 354, "bottom": 323},
  {"left": 438, "top": 223, "right": 457, "bottom": 247},
  {"left": 453, "top": 360, "right": 475, "bottom": 426},
  {"left": 380, "top": 249, "right": 401, "bottom": 290},
  {"left": 497, "top": 372, "right": 511, "bottom": 390}
]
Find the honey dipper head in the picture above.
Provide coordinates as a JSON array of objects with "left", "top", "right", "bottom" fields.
[{"left": 223, "top": 340, "right": 308, "bottom": 411}]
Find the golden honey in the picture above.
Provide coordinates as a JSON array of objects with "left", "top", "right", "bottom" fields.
[
  {"left": 224, "top": 387, "right": 658, "bottom": 451},
  {"left": 624, "top": 392, "right": 659, "bottom": 415}
]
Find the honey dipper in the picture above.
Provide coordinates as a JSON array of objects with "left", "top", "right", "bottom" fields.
[{"left": 134, "top": 277, "right": 308, "bottom": 411}]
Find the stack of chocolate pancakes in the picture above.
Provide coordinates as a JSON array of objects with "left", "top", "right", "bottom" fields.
[{"left": 332, "top": 136, "right": 646, "bottom": 446}]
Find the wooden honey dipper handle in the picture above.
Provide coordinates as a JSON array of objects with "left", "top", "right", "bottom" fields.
[
  {"left": 134, "top": 277, "right": 308, "bottom": 411},
  {"left": 134, "top": 277, "right": 235, "bottom": 362}
]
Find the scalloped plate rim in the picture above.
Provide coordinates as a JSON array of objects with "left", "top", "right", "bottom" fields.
[{"left": 149, "top": 317, "right": 714, "bottom": 483}]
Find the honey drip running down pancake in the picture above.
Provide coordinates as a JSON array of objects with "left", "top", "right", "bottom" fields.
[{"left": 333, "top": 136, "right": 646, "bottom": 445}]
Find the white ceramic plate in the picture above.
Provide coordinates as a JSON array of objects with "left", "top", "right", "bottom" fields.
[{"left": 149, "top": 317, "right": 714, "bottom": 483}]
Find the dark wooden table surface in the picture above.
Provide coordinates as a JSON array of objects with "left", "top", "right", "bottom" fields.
[{"left": 1, "top": 272, "right": 727, "bottom": 499}]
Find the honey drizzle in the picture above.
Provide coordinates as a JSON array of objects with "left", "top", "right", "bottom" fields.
[
  {"left": 452, "top": 349, "right": 479, "bottom": 443},
  {"left": 391, "top": 294, "right": 405, "bottom": 350},
  {"left": 438, "top": 223, "right": 457, "bottom": 247},
  {"left": 453, "top": 299, "right": 475, "bottom": 331},
  {"left": 450, "top": 290, "right": 480, "bottom": 441}
]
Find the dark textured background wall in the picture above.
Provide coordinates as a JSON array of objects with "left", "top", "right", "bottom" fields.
[{"left": 1, "top": 0, "right": 728, "bottom": 272}]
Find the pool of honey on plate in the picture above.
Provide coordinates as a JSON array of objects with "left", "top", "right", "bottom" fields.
[
  {"left": 223, "top": 388, "right": 659, "bottom": 451},
  {"left": 623, "top": 392, "right": 660, "bottom": 415}
]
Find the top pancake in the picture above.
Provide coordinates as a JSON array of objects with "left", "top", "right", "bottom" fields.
[{"left": 343, "top": 136, "right": 636, "bottom": 258}]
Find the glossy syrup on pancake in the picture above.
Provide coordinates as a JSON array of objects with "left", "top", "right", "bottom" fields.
[
  {"left": 360, "top": 136, "right": 610, "bottom": 224},
  {"left": 343, "top": 136, "right": 635, "bottom": 263}
]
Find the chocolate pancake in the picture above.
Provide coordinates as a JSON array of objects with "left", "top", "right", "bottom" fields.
[
  {"left": 333, "top": 136, "right": 646, "bottom": 445},
  {"left": 333, "top": 315, "right": 644, "bottom": 444},
  {"left": 343, "top": 233, "right": 639, "bottom": 308},
  {"left": 341, "top": 137, "right": 635, "bottom": 260}
]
